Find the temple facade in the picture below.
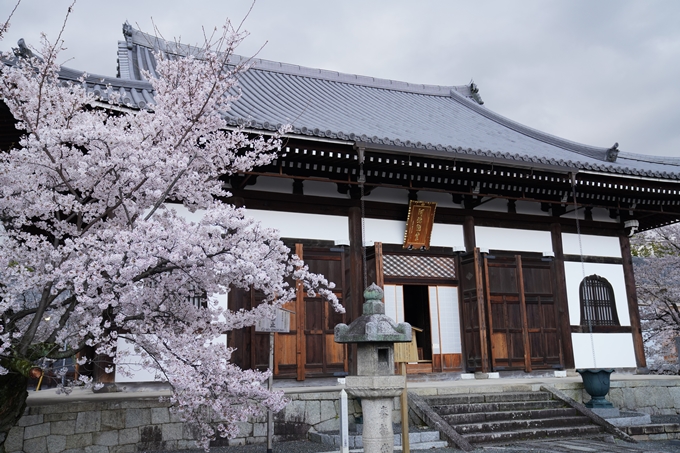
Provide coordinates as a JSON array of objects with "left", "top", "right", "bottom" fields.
[{"left": 6, "top": 24, "right": 680, "bottom": 382}]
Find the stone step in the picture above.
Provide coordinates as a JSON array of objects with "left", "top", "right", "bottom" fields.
[
  {"left": 426, "top": 391, "right": 551, "bottom": 407},
  {"left": 433, "top": 399, "right": 565, "bottom": 415},
  {"left": 455, "top": 415, "right": 593, "bottom": 435},
  {"left": 443, "top": 407, "right": 579, "bottom": 425},
  {"left": 463, "top": 424, "right": 605, "bottom": 444}
]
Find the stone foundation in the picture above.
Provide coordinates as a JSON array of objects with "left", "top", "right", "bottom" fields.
[{"left": 7, "top": 378, "right": 680, "bottom": 452}]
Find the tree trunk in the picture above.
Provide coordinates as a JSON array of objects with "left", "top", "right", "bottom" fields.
[{"left": 0, "top": 373, "right": 28, "bottom": 453}]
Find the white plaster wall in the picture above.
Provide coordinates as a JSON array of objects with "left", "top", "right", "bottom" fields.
[
  {"left": 431, "top": 223, "right": 465, "bottom": 249},
  {"left": 564, "top": 261, "right": 630, "bottom": 326},
  {"left": 364, "top": 218, "right": 405, "bottom": 246},
  {"left": 475, "top": 226, "right": 553, "bottom": 254},
  {"left": 364, "top": 218, "right": 464, "bottom": 249},
  {"left": 571, "top": 333, "right": 637, "bottom": 368},
  {"left": 247, "top": 209, "right": 350, "bottom": 245},
  {"left": 115, "top": 337, "right": 157, "bottom": 382},
  {"left": 116, "top": 293, "right": 229, "bottom": 383},
  {"left": 562, "top": 233, "right": 621, "bottom": 258}
]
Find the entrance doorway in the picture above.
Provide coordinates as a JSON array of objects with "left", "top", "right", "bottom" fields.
[
  {"left": 403, "top": 285, "right": 432, "bottom": 361},
  {"left": 384, "top": 284, "right": 462, "bottom": 373}
]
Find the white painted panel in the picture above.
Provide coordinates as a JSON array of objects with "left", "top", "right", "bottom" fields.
[
  {"left": 475, "top": 226, "right": 552, "bottom": 254},
  {"left": 170, "top": 204, "right": 350, "bottom": 245},
  {"left": 247, "top": 209, "right": 350, "bottom": 245},
  {"left": 430, "top": 223, "right": 465, "bottom": 249},
  {"left": 383, "top": 284, "right": 404, "bottom": 323},
  {"left": 431, "top": 286, "right": 461, "bottom": 354},
  {"left": 364, "top": 218, "right": 406, "bottom": 246},
  {"left": 117, "top": 292, "right": 229, "bottom": 383},
  {"left": 115, "top": 336, "right": 157, "bottom": 382},
  {"left": 571, "top": 333, "right": 637, "bottom": 368},
  {"left": 116, "top": 333, "right": 229, "bottom": 383},
  {"left": 562, "top": 233, "right": 622, "bottom": 258},
  {"left": 365, "top": 218, "right": 464, "bottom": 249},
  {"left": 428, "top": 288, "right": 441, "bottom": 355},
  {"left": 564, "top": 262, "right": 630, "bottom": 326}
]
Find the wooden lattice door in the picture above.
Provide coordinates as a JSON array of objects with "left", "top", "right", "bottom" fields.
[{"left": 485, "top": 253, "right": 564, "bottom": 371}]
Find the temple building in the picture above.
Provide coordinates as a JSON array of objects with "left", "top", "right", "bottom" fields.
[{"left": 6, "top": 24, "right": 680, "bottom": 381}]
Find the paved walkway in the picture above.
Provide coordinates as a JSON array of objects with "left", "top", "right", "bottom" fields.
[{"left": 152, "top": 437, "right": 680, "bottom": 453}]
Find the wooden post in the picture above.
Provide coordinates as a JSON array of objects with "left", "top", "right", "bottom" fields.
[
  {"left": 374, "top": 242, "right": 384, "bottom": 290},
  {"left": 267, "top": 332, "right": 274, "bottom": 453},
  {"left": 463, "top": 216, "right": 476, "bottom": 252},
  {"left": 348, "top": 206, "right": 364, "bottom": 376},
  {"left": 516, "top": 255, "right": 532, "bottom": 373},
  {"left": 475, "top": 248, "right": 490, "bottom": 372},
  {"left": 550, "top": 223, "right": 575, "bottom": 369},
  {"left": 619, "top": 234, "right": 648, "bottom": 370},
  {"left": 295, "top": 243, "right": 306, "bottom": 381}
]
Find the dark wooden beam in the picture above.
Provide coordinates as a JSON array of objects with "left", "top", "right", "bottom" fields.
[
  {"left": 463, "top": 216, "right": 476, "bottom": 252},
  {"left": 551, "top": 223, "right": 575, "bottom": 369},
  {"left": 347, "top": 206, "right": 363, "bottom": 375},
  {"left": 619, "top": 235, "right": 647, "bottom": 371}
]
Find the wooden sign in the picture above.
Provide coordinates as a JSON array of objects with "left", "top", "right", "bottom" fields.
[
  {"left": 403, "top": 201, "right": 436, "bottom": 250},
  {"left": 255, "top": 308, "right": 291, "bottom": 333}
]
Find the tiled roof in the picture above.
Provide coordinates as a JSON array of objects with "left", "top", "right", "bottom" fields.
[
  {"left": 116, "top": 27, "right": 680, "bottom": 180},
  {"left": 7, "top": 25, "right": 680, "bottom": 181}
]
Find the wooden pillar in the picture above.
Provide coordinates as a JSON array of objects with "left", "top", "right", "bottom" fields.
[
  {"left": 374, "top": 242, "right": 384, "bottom": 290},
  {"left": 515, "top": 255, "right": 532, "bottom": 373},
  {"left": 295, "top": 243, "right": 306, "bottom": 381},
  {"left": 348, "top": 206, "right": 364, "bottom": 376},
  {"left": 474, "top": 248, "right": 490, "bottom": 372},
  {"left": 551, "top": 223, "right": 575, "bottom": 369},
  {"left": 619, "top": 234, "right": 648, "bottom": 371},
  {"left": 463, "top": 216, "right": 476, "bottom": 252}
]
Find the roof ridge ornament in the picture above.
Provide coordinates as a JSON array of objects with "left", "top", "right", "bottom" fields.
[
  {"left": 469, "top": 79, "right": 484, "bottom": 105},
  {"left": 606, "top": 142, "right": 619, "bottom": 163},
  {"left": 123, "top": 22, "right": 134, "bottom": 50}
]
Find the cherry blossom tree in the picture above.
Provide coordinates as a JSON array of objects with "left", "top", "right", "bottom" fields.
[
  {"left": 631, "top": 224, "right": 680, "bottom": 374},
  {"left": 0, "top": 7, "right": 341, "bottom": 450}
]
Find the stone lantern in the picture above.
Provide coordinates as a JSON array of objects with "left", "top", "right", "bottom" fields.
[{"left": 335, "top": 283, "right": 412, "bottom": 453}]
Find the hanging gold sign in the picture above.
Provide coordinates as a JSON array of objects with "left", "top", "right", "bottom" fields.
[{"left": 403, "top": 200, "right": 436, "bottom": 250}]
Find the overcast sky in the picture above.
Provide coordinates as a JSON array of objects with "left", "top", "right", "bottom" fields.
[{"left": 3, "top": 0, "right": 680, "bottom": 157}]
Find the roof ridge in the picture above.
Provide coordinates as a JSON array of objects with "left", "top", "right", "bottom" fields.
[{"left": 122, "top": 25, "right": 472, "bottom": 98}]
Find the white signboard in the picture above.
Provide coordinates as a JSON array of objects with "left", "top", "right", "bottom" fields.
[{"left": 255, "top": 308, "right": 291, "bottom": 333}]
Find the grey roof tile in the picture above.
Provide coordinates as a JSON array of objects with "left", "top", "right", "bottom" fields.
[{"left": 7, "top": 24, "right": 680, "bottom": 181}]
